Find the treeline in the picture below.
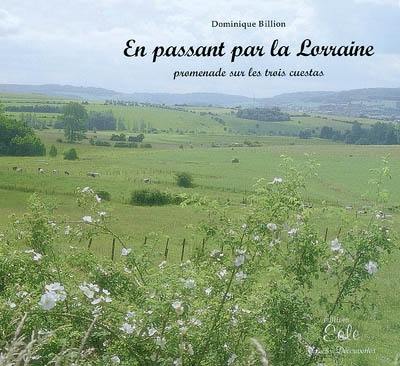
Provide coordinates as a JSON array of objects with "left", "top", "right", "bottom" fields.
[
  {"left": 110, "top": 133, "right": 145, "bottom": 142},
  {"left": 237, "top": 107, "right": 291, "bottom": 122},
  {"left": 319, "top": 122, "right": 400, "bottom": 144},
  {"left": 55, "top": 110, "right": 123, "bottom": 131},
  {"left": 19, "top": 113, "right": 48, "bottom": 129},
  {"left": 0, "top": 113, "right": 46, "bottom": 156},
  {"left": 5, "top": 105, "right": 63, "bottom": 113},
  {"left": 104, "top": 100, "right": 139, "bottom": 106},
  {"left": 88, "top": 111, "right": 117, "bottom": 130}
]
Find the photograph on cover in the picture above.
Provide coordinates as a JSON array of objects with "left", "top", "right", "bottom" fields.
[{"left": 0, "top": 1, "right": 399, "bottom": 365}]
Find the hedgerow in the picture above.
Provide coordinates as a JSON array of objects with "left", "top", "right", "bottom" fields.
[{"left": 0, "top": 157, "right": 396, "bottom": 365}]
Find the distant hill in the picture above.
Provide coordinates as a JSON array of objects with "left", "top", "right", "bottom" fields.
[
  {"left": 0, "top": 84, "right": 399, "bottom": 107},
  {"left": 0, "top": 84, "right": 254, "bottom": 106},
  {"left": 0, "top": 84, "right": 121, "bottom": 101},
  {"left": 265, "top": 88, "right": 400, "bottom": 105}
]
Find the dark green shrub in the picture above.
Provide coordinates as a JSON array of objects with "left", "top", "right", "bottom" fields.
[
  {"left": 93, "top": 140, "right": 111, "bottom": 147},
  {"left": 128, "top": 133, "right": 145, "bottom": 143},
  {"left": 8, "top": 135, "right": 46, "bottom": 156},
  {"left": 130, "top": 189, "right": 182, "bottom": 206},
  {"left": 114, "top": 142, "right": 138, "bottom": 148},
  {"left": 175, "top": 172, "right": 193, "bottom": 188},
  {"left": 88, "top": 111, "right": 116, "bottom": 131},
  {"left": 110, "top": 133, "right": 126, "bottom": 141},
  {"left": 97, "top": 190, "right": 111, "bottom": 201},
  {"left": 49, "top": 145, "right": 57, "bottom": 157},
  {"left": 0, "top": 117, "right": 46, "bottom": 156},
  {"left": 63, "top": 148, "right": 78, "bottom": 160}
]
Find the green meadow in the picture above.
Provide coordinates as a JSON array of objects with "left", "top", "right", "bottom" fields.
[{"left": 0, "top": 95, "right": 399, "bottom": 365}]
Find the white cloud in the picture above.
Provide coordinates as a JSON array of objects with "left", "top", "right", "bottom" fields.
[
  {"left": 0, "top": 0, "right": 398, "bottom": 95},
  {"left": 0, "top": 9, "right": 20, "bottom": 36},
  {"left": 354, "top": 0, "right": 400, "bottom": 6}
]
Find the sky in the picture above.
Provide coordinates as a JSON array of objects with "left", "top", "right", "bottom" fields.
[{"left": 0, "top": 0, "right": 399, "bottom": 97}]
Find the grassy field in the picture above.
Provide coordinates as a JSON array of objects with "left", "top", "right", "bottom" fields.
[
  {"left": 1, "top": 129, "right": 400, "bottom": 244},
  {"left": 0, "top": 96, "right": 399, "bottom": 365},
  {"left": 1, "top": 92, "right": 383, "bottom": 136}
]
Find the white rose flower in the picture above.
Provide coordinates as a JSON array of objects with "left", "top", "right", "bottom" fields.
[
  {"left": 38, "top": 292, "right": 57, "bottom": 311},
  {"left": 155, "top": 336, "right": 166, "bottom": 349},
  {"left": 235, "top": 271, "right": 247, "bottom": 283},
  {"left": 6, "top": 300, "right": 16, "bottom": 309},
  {"left": 33, "top": 252, "right": 42, "bottom": 261},
  {"left": 365, "top": 261, "right": 378, "bottom": 275},
  {"left": 183, "top": 278, "right": 196, "bottom": 289},
  {"left": 110, "top": 355, "right": 121, "bottom": 364},
  {"left": 172, "top": 300, "right": 184, "bottom": 315},
  {"left": 121, "top": 248, "right": 132, "bottom": 256},
  {"left": 234, "top": 254, "right": 245, "bottom": 267},
  {"left": 330, "top": 238, "right": 343, "bottom": 253},
  {"left": 82, "top": 216, "right": 93, "bottom": 223},
  {"left": 217, "top": 268, "right": 227, "bottom": 279},
  {"left": 120, "top": 322, "right": 135, "bottom": 334}
]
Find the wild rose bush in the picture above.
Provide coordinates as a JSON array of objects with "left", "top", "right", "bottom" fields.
[{"left": 0, "top": 157, "right": 396, "bottom": 365}]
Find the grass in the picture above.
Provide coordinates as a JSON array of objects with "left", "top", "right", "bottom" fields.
[
  {"left": 0, "top": 96, "right": 399, "bottom": 365},
  {"left": 1, "top": 93, "right": 385, "bottom": 137},
  {"left": 2, "top": 130, "right": 400, "bottom": 218}
]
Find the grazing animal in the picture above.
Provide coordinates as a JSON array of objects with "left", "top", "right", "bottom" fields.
[
  {"left": 143, "top": 178, "right": 151, "bottom": 183},
  {"left": 87, "top": 172, "right": 100, "bottom": 178},
  {"left": 38, "top": 168, "right": 45, "bottom": 174},
  {"left": 12, "top": 166, "right": 18, "bottom": 171},
  {"left": 16, "top": 168, "right": 23, "bottom": 172},
  {"left": 64, "top": 171, "right": 70, "bottom": 175}
]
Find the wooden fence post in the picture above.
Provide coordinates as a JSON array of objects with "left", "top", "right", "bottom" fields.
[
  {"left": 111, "top": 238, "right": 116, "bottom": 261},
  {"left": 87, "top": 237, "right": 92, "bottom": 250},
  {"left": 324, "top": 228, "right": 328, "bottom": 242},
  {"left": 164, "top": 238, "right": 169, "bottom": 260},
  {"left": 180, "top": 238, "right": 186, "bottom": 262}
]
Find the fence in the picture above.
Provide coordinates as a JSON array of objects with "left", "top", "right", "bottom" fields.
[{"left": 87, "top": 235, "right": 208, "bottom": 263}]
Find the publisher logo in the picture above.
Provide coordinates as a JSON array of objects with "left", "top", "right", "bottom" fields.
[{"left": 321, "top": 317, "right": 376, "bottom": 356}]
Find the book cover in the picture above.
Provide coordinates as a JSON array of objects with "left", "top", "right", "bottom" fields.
[{"left": 0, "top": 1, "right": 399, "bottom": 365}]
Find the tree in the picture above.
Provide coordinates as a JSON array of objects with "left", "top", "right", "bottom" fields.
[
  {"left": 49, "top": 145, "right": 57, "bottom": 157},
  {"left": 236, "top": 107, "right": 290, "bottom": 122},
  {"left": 0, "top": 107, "right": 46, "bottom": 156},
  {"left": 87, "top": 111, "right": 117, "bottom": 131},
  {"left": 175, "top": 172, "right": 193, "bottom": 188},
  {"left": 299, "top": 129, "right": 312, "bottom": 139},
  {"left": 63, "top": 148, "right": 78, "bottom": 160},
  {"left": 62, "top": 102, "right": 88, "bottom": 142},
  {"left": 128, "top": 133, "right": 145, "bottom": 143}
]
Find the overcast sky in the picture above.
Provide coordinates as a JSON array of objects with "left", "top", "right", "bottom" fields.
[{"left": 0, "top": 0, "right": 399, "bottom": 97}]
